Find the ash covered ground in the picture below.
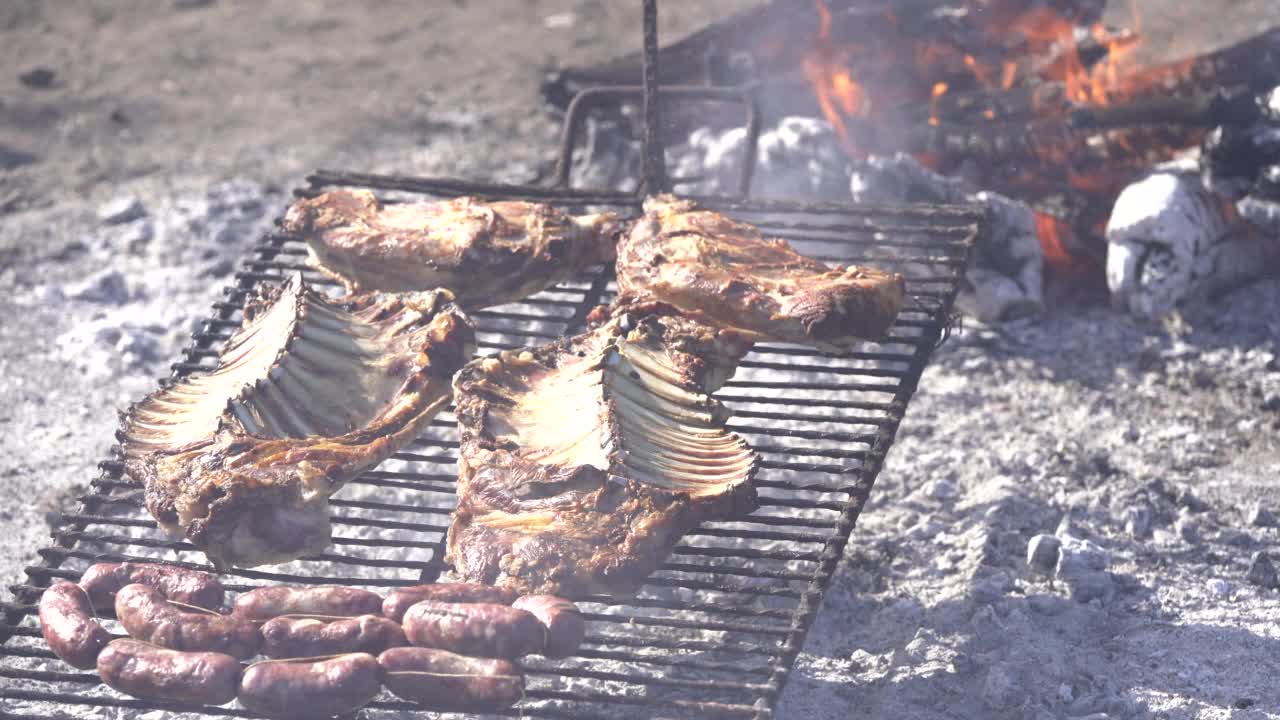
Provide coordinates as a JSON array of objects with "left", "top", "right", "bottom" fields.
[{"left": 2, "top": 2, "right": 1279, "bottom": 719}]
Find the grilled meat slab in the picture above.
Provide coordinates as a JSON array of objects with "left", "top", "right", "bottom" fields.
[
  {"left": 282, "top": 190, "right": 621, "bottom": 307},
  {"left": 122, "top": 274, "right": 474, "bottom": 568},
  {"left": 617, "top": 195, "right": 907, "bottom": 350},
  {"left": 448, "top": 306, "right": 758, "bottom": 598}
]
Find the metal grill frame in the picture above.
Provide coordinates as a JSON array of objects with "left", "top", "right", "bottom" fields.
[
  {"left": 0, "top": 171, "right": 979, "bottom": 720},
  {"left": 0, "top": 2, "right": 982, "bottom": 717}
]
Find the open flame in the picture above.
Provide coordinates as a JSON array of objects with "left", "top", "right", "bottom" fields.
[
  {"left": 800, "top": 0, "right": 1203, "bottom": 274},
  {"left": 801, "top": 0, "right": 868, "bottom": 156}
]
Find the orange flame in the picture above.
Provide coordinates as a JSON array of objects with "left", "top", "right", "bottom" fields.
[
  {"left": 798, "top": 0, "right": 1209, "bottom": 273},
  {"left": 801, "top": 0, "right": 870, "bottom": 155},
  {"left": 1034, "top": 213, "right": 1095, "bottom": 273}
]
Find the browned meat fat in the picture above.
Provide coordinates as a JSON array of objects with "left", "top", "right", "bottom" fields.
[
  {"left": 447, "top": 305, "right": 758, "bottom": 599},
  {"left": 617, "top": 194, "right": 906, "bottom": 350},
  {"left": 281, "top": 189, "right": 622, "bottom": 308},
  {"left": 120, "top": 274, "right": 474, "bottom": 569}
]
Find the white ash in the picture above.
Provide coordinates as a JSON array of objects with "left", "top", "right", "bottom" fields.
[
  {"left": 668, "top": 116, "right": 853, "bottom": 201},
  {"left": 848, "top": 152, "right": 1044, "bottom": 323},
  {"left": 775, "top": 276, "right": 1280, "bottom": 719},
  {"left": 27, "top": 179, "right": 283, "bottom": 381},
  {"left": 1106, "top": 162, "right": 1280, "bottom": 319}
]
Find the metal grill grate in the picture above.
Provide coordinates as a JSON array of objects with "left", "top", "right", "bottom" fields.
[{"left": 0, "top": 169, "right": 980, "bottom": 719}]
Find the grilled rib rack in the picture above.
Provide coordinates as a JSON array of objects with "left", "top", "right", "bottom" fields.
[{"left": 0, "top": 169, "right": 980, "bottom": 720}]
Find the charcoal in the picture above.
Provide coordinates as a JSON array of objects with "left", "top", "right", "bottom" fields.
[
  {"left": 1200, "top": 126, "right": 1260, "bottom": 200},
  {"left": 1236, "top": 163, "right": 1280, "bottom": 238},
  {"left": 1246, "top": 552, "right": 1279, "bottom": 589},
  {"left": 1247, "top": 503, "right": 1278, "bottom": 528},
  {"left": 1260, "top": 86, "right": 1280, "bottom": 123},
  {"left": 1026, "top": 534, "right": 1061, "bottom": 575},
  {"left": 849, "top": 153, "right": 1043, "bottom": 321},
  {"left": 18, "top": 67, "right": 56, "bottom": 89},
  {"left": 1200, "top": 84, "right": 1280, "bottom": 242},
  {"left": 1054, "top": 535, "right": 1113, "bottom": 604}
]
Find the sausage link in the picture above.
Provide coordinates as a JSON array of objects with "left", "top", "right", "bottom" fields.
[
  {"left": 238, "top": 653, "right": 381, "bottom": 719},
  {"left": 260, "top": 614, "right": 406, "bottom": 659},
  {"left": 80, "top": 562, "right": 224, "bottom": 611},
  {"left": 382, "top": 583, "right": 517, "bottom": 622},
  {"left": 97, "top": 639, "right": 240, "bottom": 706},
  {"left": 512, "top": 595, "right": 584, "bottom": 658},
  {"left": 233, "top": 585, "right": 382, "bottom": 622},
  {"left": 39, "top": 582, "right": 112, "bottom": 669},
  {"left": 379, "top": 646, "right": 523, "bottom": 711},
  {"left": 402, "top": 601, "right": 543, "bottom": 659},
  {"left": 115, "top": 584, "right": 259, "bottom": 659}
]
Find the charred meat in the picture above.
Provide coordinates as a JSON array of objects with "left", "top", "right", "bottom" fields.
[
  {"left": 121, "top": 273, "right": 474, "bottom": 569},
  {"left": 281, "top": 190, "right": 622, "bottom": 308},
  {"left": 448, "top": 306, "right": 758, "bottom": 598},
  {"left": 617, "top": 195, "right": 906, "bottom": 350}
]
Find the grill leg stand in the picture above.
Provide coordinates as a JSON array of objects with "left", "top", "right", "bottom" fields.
[{"left": 641, "top": 0, "right": 668, "bottom": 194}]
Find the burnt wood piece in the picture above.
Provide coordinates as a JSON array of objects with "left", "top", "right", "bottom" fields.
[
  {"left": 447, "top": 306, "right": 759, "bottom": 599},
  {"left": 120, "top": 274, "right": 475, "bottom": 569}
]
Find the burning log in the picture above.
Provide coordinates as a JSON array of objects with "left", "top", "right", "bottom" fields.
[{"left": 1105, "top": 162, "right": 1279, "bottom": 319}]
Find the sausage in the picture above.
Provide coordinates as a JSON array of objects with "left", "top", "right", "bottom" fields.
[
  {"left": 39, "top": 581, "right": 112, "bottom": 669},
  {"left": 238, "top": 653, "right": 381, "bottom": 719},
  {"left": 233, "top": 585, "right": 382, "bottom": 622},
  {"left": 512, "top": 595, "right": 584, "bottom": 658},
  {"left": 382, "top": 583, "right": 517, "bottom": 622},
  {"left": 402, "top": 601, "right": 543, "bottom": 659},
  {"left": 80, "top": 562, "right": 224, "bottom": 611},
  {"left": 115, "top": 584, "right": 259, "bottom": 659},
  {"left": 260, "top": 614, "right": 406, "bottom": 659},
  {"left": 97, "top": 639, "right": 240, "bottom": 706},
  {"left": 378, "top": 646, "right": 524, "bottom": 711}
]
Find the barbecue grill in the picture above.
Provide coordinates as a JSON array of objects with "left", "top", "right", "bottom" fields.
[{"left": 0, "top": 2, "right": 984, "bottom": 718}]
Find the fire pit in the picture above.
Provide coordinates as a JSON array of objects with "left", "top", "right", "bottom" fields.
[
  {"left": 548, "top": 0, "right": 1280, "bottom": 322},
  {"left": 0, "top": 2, "right": 981, "bottom": 717}
]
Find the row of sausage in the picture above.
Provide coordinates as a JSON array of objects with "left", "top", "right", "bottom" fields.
[{"left": 38, "top": 562, "right": 584, "bottom": 716}]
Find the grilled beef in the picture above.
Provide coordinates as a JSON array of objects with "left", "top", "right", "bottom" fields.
[
  {"left": 448, "top": 305, "right": 758, "bottom": 598},
  {"left": 281, "top": 190, "right": 622, "bottom": 308},
  {"left": 121, "top": 274, "right": 474, "bottom": 568},
  {"left": 617, "top": 195, "right": 907, "bottom": 350}
]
